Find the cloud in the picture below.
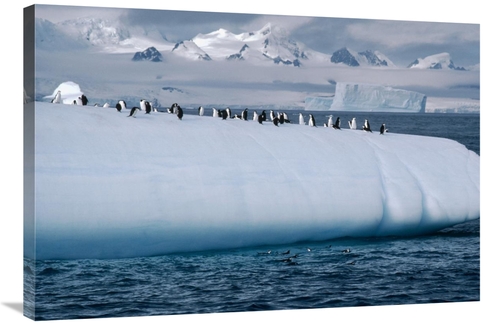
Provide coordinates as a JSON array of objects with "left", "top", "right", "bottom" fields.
[
  {"left": 345, "top": 20, "right": 479, "bottom": 48},
  {"left": 35, "top": 4, "right": 127, "bottom": 23}
]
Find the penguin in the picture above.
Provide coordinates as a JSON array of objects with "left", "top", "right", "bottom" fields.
[
  {"left": 177, "top": 106, "right": 184, "bottom": 120},
  {"left": 226, "top": 107, "right": 232, "bottom": 119},
  {"left": 362, "top": 119, "right": 372, "bottom": 132},
  {"left": 257, "top": 114, "right": 263, "bottom": 124},
  {"left": 308, "top": 114, "right": 315, "bottom": 126},
  {"left": 299, "top": 112, "right": 305, "bottom": 125},
  {"left": 103, "top": 103, "right": 110, "bottom": 108},
  {"left": 169, "top": 103, "right": 179, "bottom": 114},
  {"left": 270, "top": 110, "right": 276, "bottom": 121},
  {"left": 260, "top": 110, "right": 267, "bottom": 122},
  {"left": 80, "top": 94, "right": 88, "bottom": 106},
  {"left": 333, "top": 117, "right": 341, "bottom": 130},
  {"left": 51, "top": 90, "right": 62, "bottom": 104},
  {"left": 380, "top": 123, "right": 388, "bottom": 135},
  {"left": 253, "top": 111, "right": 259, "bottom": 121},
  {"left": 140, "top": 99, "right": 151, "bottom": 114},
  {"left": 212, "top": 107, "right": 219, "bottom": 117},
  {"left": 242, "top": 108, "right": 248, "bottom": 121},
  {"left": 342, "top": 248, "right": 351, "bottom": 253},
  {"left": 273, "top": 116, "right": 280, "bottom": 126},
  {"left": 128, "top": 106, "right": 141, "bottom": 117},
  {"left": 283, "top": 112, "right": 291, "bottom": 123},
  {"left": 348, "top": 117, "right": 357, "bottom": 130},
  {"left": 221, "top": 109, "right": 228, "bottom": 120},
  {"left": 327, "top": 116, "right": 333, "bottom": 128},
  {"left": 279, "top": 113, "right": 285, "bottom": 124},
  {"left": 145, "top": 101, "right": 152, "bottom": 114},
  {"left": 198, "top": 106, "right": 204, "bottom": 116},
  {"left": 75, "top": 96, "right": 83, "bottom": 105},
  {"left": 116, "top": 100, "right": 126, "bottom": 112}
]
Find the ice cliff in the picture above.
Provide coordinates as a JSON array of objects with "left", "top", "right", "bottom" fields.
[{"left": 305, "top": 83, "right": 427, "bottom": 113}]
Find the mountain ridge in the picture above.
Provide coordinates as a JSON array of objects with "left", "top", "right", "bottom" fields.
[{"left": 34, "top": 17, "right": 470, "bottom": 70}]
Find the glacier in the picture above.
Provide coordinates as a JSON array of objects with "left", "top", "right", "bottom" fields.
[
  {"left": 305, "top": 83, "right": 427, "bottom": 112},
  {"left": 25, "top": 101, "right": 479, "bottom": 260}
]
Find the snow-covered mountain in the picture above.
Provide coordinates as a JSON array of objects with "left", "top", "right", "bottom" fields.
[
  {"left": 57, "top": 17, "right": 131, "bottom": 47},
  {"left": 171, "top": 40, "right": 212, "bottom": 61},
  {"left": 330, "top": 47, "right": 396, "bottom": 68},
  {"left": 132, "top": 46, "right": 163, "bottom": 62},
  {"left": 34, "top": 17, "right": 175, "bottom": 53},
  {"left": 35, "top": 18, "right": 88, "bottom": 50},
  {"left": 35, "top": 17, "right": 472, "bottom": 72},
  {"left": 407, "top": 52, "right": 466, "bottom": 70},
  {"left": 188, "top": 23, "right": 330, "bottom": 66}
]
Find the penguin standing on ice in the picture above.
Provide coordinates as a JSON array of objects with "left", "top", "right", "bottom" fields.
[
  {"left": 212, "top": 107, "right": 219, "bottom": 117},
  {"left": 140, "top": 99, "right": 151, "bottom": 114},
  {"left": 116, "top": 100, "right": 126, "bottom": 112},
  {"left": 270, "top": 110, "right": 276, "bottom": 121},
  {"left": 198, "top": 106, "right": 204, "bottom": 116},
  {"left": 260, "top": 110, "right": 267, "bottom": 122},
  {"left": 380, "top": 123, "right": 388, "bottom": 135},
  {"left": 226, "top": 107, "right": 232, "bottom": 119},
  {"left": 333, "top": 117, "right": 341, "bottom": 130},
  {"left": 348, "top": 117, "right": 357, "bottom": 130},
  {"left": 128, "top": 106, "right": 141, "bottom": 117},
  {"left": 145, "top": 101, "right": 152, "bottom": 114},
  {"left": 327, "top": 116, "right": 333, "bottom": 128},
  {"left": 308, "top": 114, "right": 316, "bottom": 127},
  {"left": 362, "top": 119, "right": 372, "bottom": 132},
  {"left": 169, "top": 103, "right": 179, "bottom": 114},
  {"left": 273, "top": 116, "right": 280, "bottom": 126},
  {"left": 257, "top": 114, "right": 264, "bottom": 124},
  {"left": 51, "top": 90, "right": 62, "bottom": 104},
  {"left": 242, "top": 108, "right": 248, "bottom": 121},
  {"left": 177, "top": 106, "right": 184, "bottom": 120},
  {"left": 253, "top": 111, "right": 259, "bottom": 121},
  {"left": 221, "top": 109, "right": 228, "bottom": 120},
  {"left": 279, "top": 113, "right": 285, "bottom": 124},
  {"left": 80, "top": 94, "right": 88, "bottom": 106},
  {"left": 283, "top": 112, "right": 291, "bottom": 123},
  {"left": 299, "top": 113, "right": 305, "bottom": 125}
]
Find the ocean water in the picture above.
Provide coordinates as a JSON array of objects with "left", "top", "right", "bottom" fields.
[{"left": 24, "top": 111, "right": 480, "bottom": 321}]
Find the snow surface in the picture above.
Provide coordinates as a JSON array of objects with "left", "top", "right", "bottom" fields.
[{"left": 28, "top": 101, "right": 480, "bottom": 260}]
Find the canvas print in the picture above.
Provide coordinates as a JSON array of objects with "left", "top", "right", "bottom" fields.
[{"left": 23, "top": 4, "right": 480, "bottom": 321}]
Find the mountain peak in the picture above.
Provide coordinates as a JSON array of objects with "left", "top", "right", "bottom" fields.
[
  {"left": 330, "top": 47, "right": 395, "bottom": 68},
  {"left": 408, "top": 52, "right": 465, "bottom": 70}
]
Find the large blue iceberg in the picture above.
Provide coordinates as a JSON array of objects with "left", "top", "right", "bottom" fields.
[
  {"left": 25, "top": 102, "right": 479, "bottom": 260},
  {"left": 306, "top": 82, "right": 427, "bottom": 112}
]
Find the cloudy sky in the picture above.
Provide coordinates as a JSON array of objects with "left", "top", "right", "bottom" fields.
[{"left": 33, "top": 2, "right": 480, "bottom": 68}]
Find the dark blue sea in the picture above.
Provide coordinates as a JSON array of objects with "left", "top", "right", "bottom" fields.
[{"left": 23, "top": 111, "right": 480, "bottom": 321}]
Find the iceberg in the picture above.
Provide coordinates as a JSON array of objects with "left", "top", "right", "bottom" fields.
[
  {"left": 25, "top": 102, "right": 479, "bottom": 260},
  {"left": 43, "top": 81, "right": 83, "bottom": 104},
  {"left": 306, "top": 82, "right": 427, "bottom": 112}
]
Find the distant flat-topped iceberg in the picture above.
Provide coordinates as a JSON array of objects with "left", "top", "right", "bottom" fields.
[
  {"left": 306, "top": 82, "right": 427, "bottom": 113},
  {"left": 26, "top": 101, "right": 478, "bottom": 260}
]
